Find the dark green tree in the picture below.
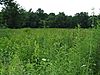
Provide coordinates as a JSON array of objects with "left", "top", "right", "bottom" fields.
[
  {"left": 65, "top": 16, "right": 74, "bottom": 28},
  {"left": 0, "top": 12, "right": 4, "bottom": 28},
  {"left": 46, "top": 13, "right": 56, "bottom": 28},
  {"left": 36, "top": 8, "right": 48, "bottom": 28},
  {"left": 0, "top": 1, "right": 96, "bottom": 29},
  {"left": 55, "top": 12, "right": 66, "bottom": 28},
  {"left": 25, "top": 9, "right": 40, "bottom": 28},
  {"left": 17, "top": 8, "right": 27, "bottom": 28},
  {"left": 1, "top": 0, "right": 21, "bottom": 28},
  {"left": 74, "top": 12, "right": 90, "bottom": 28}
]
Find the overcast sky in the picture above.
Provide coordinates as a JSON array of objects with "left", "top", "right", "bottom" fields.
[{"left": 2, "top": 0, "right": 100, "bottom": 15}]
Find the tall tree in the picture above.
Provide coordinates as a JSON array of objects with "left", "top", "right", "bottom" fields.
[
  {"left": 0, "top": 12, "right": 4, "bottom": 28},
  {"left": 36, "top": 8, "right": 48, "bottom": 28},
  {"left": 18, "top": 8, "right": 27, "bottom": 28},
  {"left": 65, "top": 16, "right": 74, "bottom": 28},
  {"left": 55, "top": 12, "right": 66, "bottom": 28},
  {"left": 25, "top": 9, "right": 40, "bottom": 28},
  {"left": 46, "top": 13, "right": 56, "bottom": 28},
  {"left": 1, "top": 0, "right": 21, "bottom": 28},
  {"left": 74, "top": 12, "right": 90, "bottom": 28}
]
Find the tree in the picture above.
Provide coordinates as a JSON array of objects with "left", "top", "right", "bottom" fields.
[
  {"left": 25, "top": 9, "right": 40, "bottom": 28},
  {"left": 36, "top": 8, "right": 48, "bottom": 28},
  {"left": 0, "top": 12, "right": 4, "bottom": 28},
  {"left": 0, "top": 0, "right": 9, "bottom": 5},
  {"left": 46, "top": 13, "right": 56, "bottom": 28},
  {"left": 74, "top": 12, "right": 90, "bottom": 28},
  {"left": 1, "top": 0, "right": 21, "bottom": 28},
  {"left": 18, "top": 8, "right": 27, "bottom": 28},
  {"left": 65, "top": 16, "right": 74, "bottom": 28},
  {"left": 0, "top": 1, "right": 96, "bottom": 28},
  {"left": 55, "top": 12, "right": 66, "bottom": 28}
]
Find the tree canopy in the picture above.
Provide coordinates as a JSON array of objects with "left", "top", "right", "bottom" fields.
[{"left": 0, "top": 0, "right": 99, "bottom": 28}]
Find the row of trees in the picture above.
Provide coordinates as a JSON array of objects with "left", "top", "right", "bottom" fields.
[{"left": 0, "top": 0, "right": 99, "bottom": 28}]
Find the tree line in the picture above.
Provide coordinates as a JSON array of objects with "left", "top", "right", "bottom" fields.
[{"left": 0, "top": 0, "right": 100, "bottom": 28}]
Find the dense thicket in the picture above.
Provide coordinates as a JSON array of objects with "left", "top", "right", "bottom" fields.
[
  {"left": 0, "top": 0, "right": 100, "bottom": 28},
  {"left": 0, "top": 29, "right": 100, "bottom": 75}
]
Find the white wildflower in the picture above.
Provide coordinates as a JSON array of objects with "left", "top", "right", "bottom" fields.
[
  {"left": 93, "top": 63, "right": 96, "bottom": 66},
  {"left": 42, "top": 58, "right": 46, "bottom": 61},
  {"left": 81, "top": 65, "right": 86, "bottom": 67}
]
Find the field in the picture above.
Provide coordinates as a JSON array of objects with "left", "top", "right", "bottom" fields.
[{"left": 0, "top": 28, "right": 100, "bottom": 75}]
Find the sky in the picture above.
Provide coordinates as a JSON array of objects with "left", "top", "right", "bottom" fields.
[{"left": 1, "top": 0, "right": 100, "bottom": 15}]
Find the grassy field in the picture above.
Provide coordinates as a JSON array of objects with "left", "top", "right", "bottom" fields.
[{"left": 0, "top": 28, "right": 100, "bottom": 75}]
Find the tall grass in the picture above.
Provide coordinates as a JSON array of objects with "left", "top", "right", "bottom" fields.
[{"left": 0, "top": 28, "right": 100, "bottom": 75}]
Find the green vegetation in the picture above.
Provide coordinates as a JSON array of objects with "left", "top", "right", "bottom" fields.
[
  {"left": 0, "top": 0, "right": 100, "bottom": 28},
  {"left": 0, "top": 28, "right": 100, "bottom": 75},
  {"left": 0, "top": 0, "right": 100, "bottom": 74}
]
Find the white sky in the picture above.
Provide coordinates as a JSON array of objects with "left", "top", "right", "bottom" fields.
[{"left": 1, "top": 0, "right": 100, "bottom": 15}]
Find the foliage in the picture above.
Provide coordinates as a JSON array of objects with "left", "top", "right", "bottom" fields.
[
  {"left": 0, "top": 0, "right": 99, "bottom": 28},
  {"left": 0, "top": 28, "right": 100, "bottom": 75}
]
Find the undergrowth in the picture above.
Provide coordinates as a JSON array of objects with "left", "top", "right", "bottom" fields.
[{"left": 0, "top": 28, "right": 100, "bottom": 75}]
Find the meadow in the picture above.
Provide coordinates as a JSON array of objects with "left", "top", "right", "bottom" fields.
[{"left": 0, "top": 28, "right": 100, "bottom": 75}]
